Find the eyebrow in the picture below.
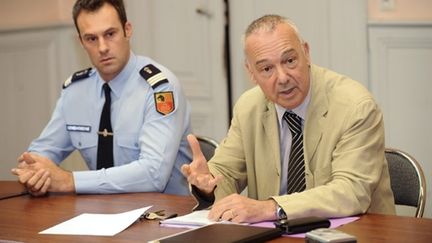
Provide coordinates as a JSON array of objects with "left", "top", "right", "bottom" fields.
[
  {"left": 281, "top": 49, "right": 297, "bottom": 58},
  {"left": 254, "top": 48, "right": 296, "bottom": 66},
  {"left": 82, "top": 27, "right": 118, "bottom": 38},
  {"left": 255, "top": 59, "right": 270, "bottom": 66}
]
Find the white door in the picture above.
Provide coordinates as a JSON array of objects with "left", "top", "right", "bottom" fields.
[
  {"left": 369, "top": 24, "right": 432, "bottom": 218},
  {"left": 126, "top": 0, "right": 229, "bottom": 142},
  {"left": 0, "top": 27, "right": 88, "bottom": 179}
]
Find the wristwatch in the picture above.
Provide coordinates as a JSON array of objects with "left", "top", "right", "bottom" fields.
[{"left": 276, "top": 205, "right": 287, "bottom": 220}]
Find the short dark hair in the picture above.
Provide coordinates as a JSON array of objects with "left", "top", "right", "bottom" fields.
[{"left": 72, "top": 0, "right": 128, "bottom": 36}]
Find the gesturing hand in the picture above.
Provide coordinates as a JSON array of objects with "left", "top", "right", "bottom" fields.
[{"left": 181, "top": 134, "right": 223, "bottom": 195}]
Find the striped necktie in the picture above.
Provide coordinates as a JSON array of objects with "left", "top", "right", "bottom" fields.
[
  {"left": 97, "top": 83, "right": 114, "bottom": 169},
  {"left": 284, "top": 112, "right": 306, "bottom": 194}
]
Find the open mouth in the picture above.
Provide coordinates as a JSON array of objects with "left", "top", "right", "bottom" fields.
[{"left": 280, "top": 87, "right": 295, "bottom": 96}]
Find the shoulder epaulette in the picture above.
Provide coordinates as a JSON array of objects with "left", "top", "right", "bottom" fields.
[
  {"left": 139, "top": 64, "right": 169, "bottom": 89},
  {"left": 63, "top": 67, "right": 92, "bottom": 89}
]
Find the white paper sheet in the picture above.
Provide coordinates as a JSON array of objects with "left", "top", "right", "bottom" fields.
[
  {"left": 160, "top": 210, "right": 235, "bottom": 228},
  {"left": 39, "top": 206, "right": 152, "bottom": 236},
  {"left": 160, "top": 210, "right": 213, "bottom": 227}
]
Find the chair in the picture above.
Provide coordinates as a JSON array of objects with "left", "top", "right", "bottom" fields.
[
  {"left": 385, "top": 148, "right": 427, "bottom": 217},
  {"left": 196, "top": 135, "right": 219, "bottom": 161}
]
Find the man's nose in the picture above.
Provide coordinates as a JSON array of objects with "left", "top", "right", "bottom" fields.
[
  {"left": 98, "top": 38, "right": 109, "bottom": 54},
  {"left": 276, "top": 65, "right": 289, "bottom": 84}
]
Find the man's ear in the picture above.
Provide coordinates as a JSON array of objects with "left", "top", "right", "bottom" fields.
[
  {"left": 302, "top": 41, "right": 311, "bottom": 66},
  {"left": 124, "top": 21, "right": 132, "bottom": 39}
]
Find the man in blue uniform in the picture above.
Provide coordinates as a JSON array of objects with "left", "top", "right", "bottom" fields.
[{"left": 11, "top": 0, "right": 192, "bottom": 196}]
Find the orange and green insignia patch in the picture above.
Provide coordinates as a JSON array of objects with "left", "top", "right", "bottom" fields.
[{"left": 154, "top": 91, "right": 175, "bottom": 115}]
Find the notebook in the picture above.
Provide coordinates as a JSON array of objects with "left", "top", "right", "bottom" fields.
[{"left": 149, "top": 223, "right": 283, "bottom": 243}]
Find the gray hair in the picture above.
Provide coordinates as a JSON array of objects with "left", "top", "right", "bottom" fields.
[{"left": 242, "top": 14, "right": 304, "bottom": 49}]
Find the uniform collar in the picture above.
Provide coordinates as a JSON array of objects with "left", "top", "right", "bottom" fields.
[{"left": 98, "top": 51, "right": 136, "bottom": 99}]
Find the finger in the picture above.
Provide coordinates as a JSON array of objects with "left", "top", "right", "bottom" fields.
[
  {"left": 13, "top": 169, "right": 35, "bottom": 184},
  {"left": 208, "top": 199, "right": 229, "bottom": 221},
  {"left": 22, "top": 152, "right": 36, "bottom": 164},
  {"left": 29, "top": 189, "right": 47, "bottom": 197},
  {"left": 208, "top": 208, "right": 223, "bottom": 221},
  {"left": 195, "top": 174, "right": 216, "bottom": 189},
  {"left": 17, "top": 153, "right": 25, "bottom": 163},
  {"left": 32, "top": 170, "right": 50, "bottom": 191},
  {"left": 210, "top": 207, "right": 235, "bottom": 222},
  {"left": 39, "top": 175, "right": 51, "bottom": 195},
  {"left": 26, "top": 169, "right": 46, "bottom": 189},
  {"left": 11, "top": 168, "right": 19, "bottom": 176},
  {"left": 228, "top": 209, "right": 239, "bottom": 222},
  {"left": 208, "top": 194, "right": 240, "bottom": 220},
  {"left": 195, "top": 174, "right": 223, "bottom": 191},
  {"left": 17, "top": 161, "right": 31, "bottom": 169},
  {"left": 180, "top": 164, "right": 191, "bottom": 177},
  {"left": 187, "top": 134, "right": 206, "bottom": 162},
  {"left": 187, "top": 174, "right": 201, "bottom": 186},
  {"left": 220, "top": 210, "right": 233, "bottom": 221}
]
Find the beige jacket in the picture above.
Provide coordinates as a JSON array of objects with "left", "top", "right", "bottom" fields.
[{"left": 203, "top": 65, "right": 395, "bottom": 219}]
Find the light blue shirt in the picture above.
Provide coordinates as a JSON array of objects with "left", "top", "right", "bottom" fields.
[{"left": 29, "top": 52, "right": 192, "bottom": 195}]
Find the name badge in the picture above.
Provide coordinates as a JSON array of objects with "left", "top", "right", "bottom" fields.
[{"left": 66, "top": 125, "right": 91, "bottom": 133}]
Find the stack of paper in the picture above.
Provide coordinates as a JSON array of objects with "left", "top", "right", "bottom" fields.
[
  {"left": 160, "top": 210, "right": 231, "bottom": 228},
  {"left": 160, "top": 210, "right": 214, "bottom": 228}
]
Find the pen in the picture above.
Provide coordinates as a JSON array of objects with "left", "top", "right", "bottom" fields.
[
  {"left": 157, "top": 214, "right": 178, "bottom": 224},
  {"left": 164, "top": 213, "right": 178, "bottom": 220},
  {"left": 0, "top": 191, "right": 29, "bottom": 201}
]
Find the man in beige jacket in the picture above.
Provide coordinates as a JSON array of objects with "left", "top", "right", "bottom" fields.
[{"left": 182, "top": 15, "right": 395, "bottom": 223}]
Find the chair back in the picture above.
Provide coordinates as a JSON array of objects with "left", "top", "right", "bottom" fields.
[
  {"left": 196, "top": 135, "right": 218, "bottom": 161},
  {"left": 385, "top": 148, "right": 427, "bottom": 217}
]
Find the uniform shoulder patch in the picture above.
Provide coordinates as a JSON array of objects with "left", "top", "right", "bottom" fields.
[
  {"left": 154, "top": 91, "right": 175, "bottom": 115},
  {"left": 63, "top": 67, "right": 92, "bottom": 89},
  {"left": 139, "top": 64, "right": 169, "bottom": 89}
]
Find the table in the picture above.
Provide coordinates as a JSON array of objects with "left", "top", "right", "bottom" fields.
[{"left": 1, "top": 181, "right": 431, "bottom": 242}]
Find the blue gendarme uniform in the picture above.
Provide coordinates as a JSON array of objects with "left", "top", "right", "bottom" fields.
[{"left": 28, "top": 52, "right": 192, "bottom": 195}]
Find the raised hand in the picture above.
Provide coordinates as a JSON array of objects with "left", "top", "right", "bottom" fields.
[{"left": 181, "top": 134, "right": 223, "bottom": 195}]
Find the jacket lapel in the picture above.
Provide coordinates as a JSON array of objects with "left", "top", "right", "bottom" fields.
[
  {"left": 304, "top": 65, "right": 327, "bottom": 163},
  {"left": 262, "top": 101, "right": 281, "bottom": 178}
]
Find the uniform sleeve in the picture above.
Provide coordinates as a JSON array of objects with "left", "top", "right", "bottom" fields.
[
  {"left": 28, "top": 91, "right": 75, "bottom": 164},
  {"left": 73, "top": 75, "right": 191, "bottom": 194}
]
